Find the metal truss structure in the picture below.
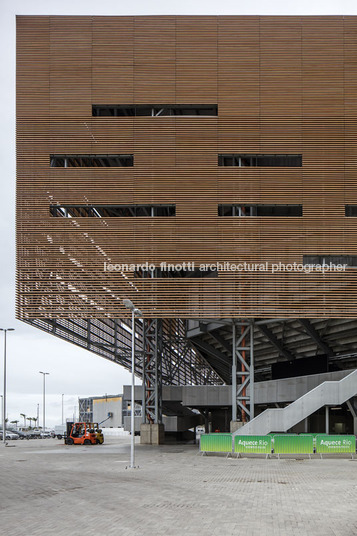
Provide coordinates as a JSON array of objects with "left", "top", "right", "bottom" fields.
[
  {"left": 27, "top": 316, "right": 357, "bottom": 426},
  {"left": 142, "top": 319, "right": 162, "bottom": 424},
  {"left": 232, "top": 320, "right": 254, "bottom": 423},
  {"left": 26, "top": 317, "right": 223, "bottom": 426}
]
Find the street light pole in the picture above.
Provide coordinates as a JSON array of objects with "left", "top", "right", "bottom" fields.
[
  {"left": 0, "top": 328, "right": 15, "bottom": 445},
  {"left": 39, "top": 371, "right": 49, "bottom": 435},
  {"left": 123, "top": 299, "right": 142, "bottom": 469},
  {"left": 62, "top": 393, "right": 64, "bottom": 425},
  {"left": 0, "top": 396, "right": 3, "bottom": 436}
]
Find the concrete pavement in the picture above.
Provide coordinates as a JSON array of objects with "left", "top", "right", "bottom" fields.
[{"left": 1, "top": 437, "right": 357, "bottom": 535}]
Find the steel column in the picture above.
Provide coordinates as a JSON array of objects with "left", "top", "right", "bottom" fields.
[
  {"left": 142, "top": 319, "right": 162, "bottom": 424},
  {"left": 325, "top": 405, "right": 329, "bottom": 434},
  {"left": 250, "top": 319, "right": 255, "bottom": 419},
  {"left": 232, "top": 319, "right": 254, "bottom": 422}
]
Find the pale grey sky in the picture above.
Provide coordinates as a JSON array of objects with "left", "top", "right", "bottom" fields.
[{"left": 1, "top": 0, "right": 357, "bottom": 427}]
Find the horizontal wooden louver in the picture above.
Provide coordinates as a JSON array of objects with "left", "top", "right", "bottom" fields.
[{"left": 16, "top": 15, "right": 357, "bottom": 320}]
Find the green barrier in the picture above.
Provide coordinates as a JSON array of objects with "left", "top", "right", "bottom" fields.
[
  {"left": 234, "top": 435, "right": 272, "bottom": 454},
  {"left": 299, "top": 433, "right": 316, "bottom": 446},
  {"left": 200, "top": 433, "right": 232, "bottom": 453},
  {"left": 315, "top": 435, "right": 356, "bottom": 454},
  {"left": 273, "top": 434, "right": 314, "bottom": 454}
]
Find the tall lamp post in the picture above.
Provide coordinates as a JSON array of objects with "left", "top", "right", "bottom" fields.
[
  {"left": 61, "top": 393, "right": 64, "bottom": 425},
  {"left": 39, "top": 371, "right": 49, "bottom": 435},
  {"left": 0, "top": 328, "right": 15, "bottom": 445},
  {"left": 123, "top": 299, "right": 142, "bottom": 469},
  {"left": 0, "top": 395, "right": 3, "bottom": 436}
]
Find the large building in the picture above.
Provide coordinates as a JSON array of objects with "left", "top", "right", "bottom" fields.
[{"left": 16, "top": 16, "right": 357, "bottom": 439}]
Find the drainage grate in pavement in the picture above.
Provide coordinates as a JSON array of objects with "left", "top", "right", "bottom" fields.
[
  {"left": 143, "top": 501, "right": 204, "bottom": 510},
  {"left": 201, "top": 476, "right": 290, "bottom": 484}
]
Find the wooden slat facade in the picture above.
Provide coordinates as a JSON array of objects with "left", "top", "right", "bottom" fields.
[{"left": 16, "top": 15, "right": 357, "bottom": 320}]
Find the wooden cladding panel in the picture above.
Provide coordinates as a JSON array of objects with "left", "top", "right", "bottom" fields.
[
  {"left": 16, "top": 15, "right": 357, "bottom": 319},
  {"left": 49, "top": 17, "right": 92, "bottom": 117},
  {"left": 218, "top": 18, "right": 260, "bottom": 117},
  {"left": 16, "top": 17, "right": 50, "bottom": 118},
  {"left": 344, "top": 18, "right": 357, "bottom": 117},
  {"left": 92, "top": 17, "right": 134, "bottom": 104}
]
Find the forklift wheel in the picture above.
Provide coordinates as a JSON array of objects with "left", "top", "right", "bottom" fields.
[
  {"left": 84, "top": 439, "right": 91, "bottom": 445},
  {"left": 66, "top": 438, "right": 74, "bottom": 445}
]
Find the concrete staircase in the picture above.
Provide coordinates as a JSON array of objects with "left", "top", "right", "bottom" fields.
[{"left": 234, "top": 369, "right": 357, "bottom": 436}]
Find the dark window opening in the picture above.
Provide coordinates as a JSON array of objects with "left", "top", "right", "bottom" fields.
[
  {"left": 345, "top": 205, "right": 357, "bottom": 217},
  {"left": 50, "top": 205, "right": 175, "bottom": 218},
  {"left": 218, "top": 154, "right": 302, "bottom": 167},
  {"left": 50, "top": 155, "right": 133, "bottom": 167},
  {"left": 135, "top": 268, "right": 218, "bottom": 278},
  {"left": 92, "top": 104, "right": 218, "bottom": 117},
  {"left": 303, "top": 255, "right": 357, "bottom": 267},
  {"left": 218, "top": 205, "right": 302, "bottom": 216}
]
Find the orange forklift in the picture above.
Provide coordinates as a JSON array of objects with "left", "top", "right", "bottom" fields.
[{"left": 65, "top": 422, "right": 104, "bottom": 445}]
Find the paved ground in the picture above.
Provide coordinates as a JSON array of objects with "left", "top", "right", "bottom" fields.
[{"left": 1, "top": 436, "right": 357, "bottom": 536}]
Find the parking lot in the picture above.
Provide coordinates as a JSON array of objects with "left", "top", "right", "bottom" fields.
[{"left": 1, "top": 436, "right": 357, "bottom": 536}]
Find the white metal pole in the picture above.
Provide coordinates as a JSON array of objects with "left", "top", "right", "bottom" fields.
[
  {"left": 1, "top": 329, "right": 14, "bottom": 444},
  {"left": 3, "top": 331, "right": 6, "bottom": 445},
  {"left": 0, "top": 396, "right": 3, "bottom": 436},
  {"left": 250, "top": 320, "right": 255, "bottom": 419},
  {"left": 130, "top": 309, "right": 135, "bottom": 468},
  {"left": 39, "top": 372, "right": 49, "bottom": 436},
  {"left": 122, "top": 298, "right": 141, "bottom": 469},
  {"left": 43, "top": 374, "right": 45, "bottom": 434},
  {"left": 62, "top": 394, "right": 64, "bottom": 424}
]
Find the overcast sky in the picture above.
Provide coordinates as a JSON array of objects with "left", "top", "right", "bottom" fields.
[{"left": 1, "top": 0, "right": 357, "bottom": 428}]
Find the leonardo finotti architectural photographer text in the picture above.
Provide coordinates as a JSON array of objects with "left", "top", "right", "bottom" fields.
[{"left": 103, "top": 261, "right": 348, "bottom": 274}]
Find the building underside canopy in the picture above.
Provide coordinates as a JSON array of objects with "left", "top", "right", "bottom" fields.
[{"left": 26, "top": 317, "right": 357, "bottom": 385}]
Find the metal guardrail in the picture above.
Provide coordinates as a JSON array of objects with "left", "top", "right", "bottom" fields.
[{"left": 234, "top": 369, "right": 357, "bottom": 436}]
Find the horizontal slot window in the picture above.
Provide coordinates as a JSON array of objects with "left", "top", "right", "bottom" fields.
[
  {"left": 303, "top": 255, "right": 357, "bottom": 267},
  {"left": 50, "top": 205, "right": 176, "bottom": 217},
  {"left": 92, "top": 104, "right": 218, "bottom": 117},
  {"left": 218, "top": 205, "right": 302, "bottom": 216},
  {"left": 218, "top": 154, "right": 302, "bottom": 167},
  {"left": 135, "top": 268, "right": 217, "bottom": 278},
  {"left": 345, "top": 205, "right": 357, "bottom": 217},
  {"left": 50, "top": 155, "right": 133, "bottom": 167}
]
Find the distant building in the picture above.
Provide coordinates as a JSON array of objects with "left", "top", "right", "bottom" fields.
[{"left": 78, "top": 395, "right": 130, "bottom": 428}]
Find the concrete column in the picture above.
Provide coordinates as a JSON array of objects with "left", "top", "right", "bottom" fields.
[
  {"left": 230, "top": 421, "right": 244, "bottom": 433},
  {"left": 204, "top": 410, "right": 209, "bottom": 433},
  {"left": 347, "top": 398, "right": 357, "bottom": 435},
  {"left": 353, "top": 417, "right": 357, "bottom": 436},
  {"left": 140, "top": 423, "right": 165, "bottom": 445},
  {"left": 325, "top": 406, "right": 329, "bottom": 434}
]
